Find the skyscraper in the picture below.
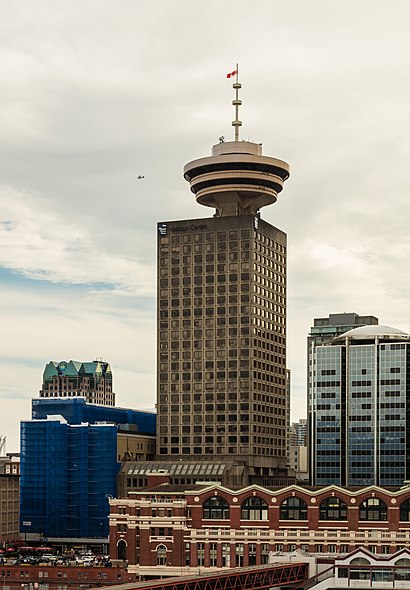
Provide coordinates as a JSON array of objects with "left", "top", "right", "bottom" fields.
[
  {"left": 308, "top": 312, "right": 379, "bottom": 349},
  {"left": 156, "top": 74, "right": 291, "bottom": 484},
  {"left": 309, "top": 324, "right": 410, "bottom": 486},
  {"left": 289, "top": 418, "right": 307, "bottom": 446},
  {"left": 307, "top": 312, "right": 378, "bottom": 482}
]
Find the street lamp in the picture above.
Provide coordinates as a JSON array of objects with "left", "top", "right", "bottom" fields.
[{"left": 22, "top": 521, "right": 31, "bottom": 543}]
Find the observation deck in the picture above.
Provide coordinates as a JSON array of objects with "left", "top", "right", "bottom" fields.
[{"left": 184, "top": 140, "right": 290, "bottom": 217}]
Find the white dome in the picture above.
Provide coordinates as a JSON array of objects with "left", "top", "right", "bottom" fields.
[{"left": 332, "top": 325, "right": 410, "bottom": 343}]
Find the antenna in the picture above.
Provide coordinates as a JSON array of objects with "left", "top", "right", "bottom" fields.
[{"left": 231, "top": 63, "right": 242, "bottom": 141}]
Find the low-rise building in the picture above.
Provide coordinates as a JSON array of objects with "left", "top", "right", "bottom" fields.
[
  {"left": 0, "top": 473, "right": 19, "bottom": 543},
  {"left": 108, "top": 478, "right": 410, "bottom": 578}
]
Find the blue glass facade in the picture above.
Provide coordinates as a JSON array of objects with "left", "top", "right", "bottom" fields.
[
  {"left": 314, "top": 345, "right": 343, "bottom": 485},
  {"left": 21, "top": 399, "right": 156, "bottom": 540},
  {"left": 310, "top": 327, "right": 410, "bottom": 487}
]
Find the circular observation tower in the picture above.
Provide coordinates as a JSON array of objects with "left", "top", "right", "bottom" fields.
[{"left": 183, "top": 72, "right": 290, "bottom": 217}]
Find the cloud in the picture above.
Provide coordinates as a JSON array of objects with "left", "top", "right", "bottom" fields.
[
  {"left": 0, "top": 186, "right": 154, "bottom": 294},
  {"left": 0, "top": 278, "right": 156, "bottom": 450},
  {"left": 1, "top": 0, "right": 410, "bottom": 447}
]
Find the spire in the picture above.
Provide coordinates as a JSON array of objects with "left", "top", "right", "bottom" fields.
[
  {"left": 231, "top": 64, "right": 242, "bottom": 141},
  {"left": 183, "top": 71, "right": 290, "bottom": 217}
]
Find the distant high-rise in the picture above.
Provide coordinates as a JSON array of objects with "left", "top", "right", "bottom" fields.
[
  {"left": 40, "top": 359, "right": 115, "bottom": 406},
  {"left": 290, "top": 418, "right": 307, "bottom": 446},
  {"left": 308, "top": 312, "right": 379, "bottom": 348},
  {"left": 309, "top": 324, "right": 410, "bottom": 486},
  {"left": 156, "top": 73, "right": 291, "bottom": 484}
]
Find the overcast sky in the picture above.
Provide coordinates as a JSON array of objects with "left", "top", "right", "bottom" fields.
[{"left": 1, "top": 0, "right": 409, "bottom": 451}]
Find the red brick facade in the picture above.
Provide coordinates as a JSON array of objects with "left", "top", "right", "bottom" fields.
[
  {"left": 109, "top": 483, "right": 410, "bottom": 577},
  {"left": 0, "top": 565, "right": 132, "bottom": 589}
]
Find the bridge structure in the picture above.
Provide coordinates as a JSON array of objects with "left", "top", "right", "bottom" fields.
[{"left": 100, "top": 563, "right": 309, "bottom": 590}]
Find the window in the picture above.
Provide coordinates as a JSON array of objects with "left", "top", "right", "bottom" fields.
[
  {"left": 359, "top": 498, "right": 387, "bottom": 521},
  {"left": 210, "top": 543, "right": 217, "bottom": 567},
  {"left": 203, "top": 496, "right": 230, "bottom": 519},
  {"left": 241, "top": 496, "right": 268, "bottom": 520},
  {"left": 235, "top": 543, "right": 244, "bottom": 567},
  {"left": 319, "top": 497, "right": 347, "bottom": 520},
  {"left": 261, "top": 544, "right": 269, "bottom": 564},
  {"left": 248, "top": 543, "right": 257, "bottom": 566},
  {"left": 197, "top": 542, "right": 205, "bottom": 566},
  {"left": 280, "top": 497, "right": 307, "bottom": 520},
  {"left": 156, "top": 544, "right": 167, "bottom": 566},
  {"left": 117, "top": 539, "right": 127, "bottom": 561},
  {"left": 400, "top": 499, "right": 410, "bottom": 521},
  {"left": 222, "top": 543, "right": 230, "bottom": 567}
]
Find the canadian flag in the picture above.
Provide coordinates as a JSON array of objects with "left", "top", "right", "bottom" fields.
[{"left": 226, "top": 70, "right": 237, "bottom": 79}]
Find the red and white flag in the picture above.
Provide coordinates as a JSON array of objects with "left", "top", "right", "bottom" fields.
[{"left": 226, "top": 69, "right": 237, "bottom": 79}]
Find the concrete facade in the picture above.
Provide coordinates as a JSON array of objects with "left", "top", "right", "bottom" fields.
[{"left": 156, "top": 81, "right": 291, "bottom": 486}]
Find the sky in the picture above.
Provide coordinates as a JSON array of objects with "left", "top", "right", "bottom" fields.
[{"left": 1, "top": 0, "right": 410, "bottom": 451}]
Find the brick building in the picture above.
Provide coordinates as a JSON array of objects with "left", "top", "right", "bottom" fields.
[
  {"left": 109, "top": 476, "right": 410, "bottom": 578},
  {"left": 0, "top": 473, "right": 19, "bottom": 543},
  {"left": 40, "top": 359, "right": 115, "bottom": 406}
]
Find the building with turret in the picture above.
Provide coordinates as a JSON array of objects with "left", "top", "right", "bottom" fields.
[
  {"left": 156, "top": 72, "right": 291, "bottom": 486},
  {"left": 40, "top": 359, "right": 115, "bottom": 406}
]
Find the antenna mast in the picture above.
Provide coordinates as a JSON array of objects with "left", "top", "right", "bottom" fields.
[{"left": 232, "top": 63, "right": 242, "bottom": 141}]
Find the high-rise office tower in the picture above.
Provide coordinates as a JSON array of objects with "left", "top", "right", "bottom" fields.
[
  {"left": 156, "top": 74, "right": 291, "bottom": 484},
  {"left": 40, "top": 359, "right": 115, "bottom": 406},
  {"left": 290, "top": 418, "right": 307, "bottom": 446},
  {"left": 307, "top": 312, "right": 378, "bottom": 482},
  {"left": 308, "top": 312, "right": 379, "bottom": 349},
  {"left": 309, "top": 324, "right": 410, "bottom": 486}
]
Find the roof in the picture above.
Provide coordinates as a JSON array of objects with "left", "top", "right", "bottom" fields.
[
  {"left": 128, "top": 483, "right": 208, "bottom": 494},
  {"left": 332, "top": 324, "right": 410, "bottom": 343},
  {"left": 124, "top": 462, "right": 226, "bottom": 477}
]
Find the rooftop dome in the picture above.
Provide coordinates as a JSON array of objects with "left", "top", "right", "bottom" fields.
[{"left": 332, "top": 324, "right": 410, "bottom": 343}]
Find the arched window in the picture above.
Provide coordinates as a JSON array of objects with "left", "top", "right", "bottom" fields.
[
  {"left": 156, "top": 544, "right": 167, "bottom": 566},
  {"left": 203, "top": 496, "right": 229, "bottom": 519},
  {"left": 396, "top": 559, "right": 410, "bottom": 566},
  {"left": 359, "top": 498, "right": 387, "bottom": 521},
  {"left": 280, "top": 497, "right": 307, "bottom": 520},
  {"left": 349, "top": 557, "right": 371, "bottom": 580},
  {"left": 117, "top": 539, "right": 127, "bottom": 561},
  {"left": 351, "top": 557, "right": 371, "bottom": 565},
  {"left": 241, "top": 497, "right": 268, "bottom": 520},
  {"left": 400, "top": 500, "right": 410, "bottom": 521},
  {"left": 319, "top": 497, "right": 347, "bottom": 520}
]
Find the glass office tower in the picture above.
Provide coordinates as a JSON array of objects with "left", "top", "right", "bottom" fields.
[{"left": 310, "top": 325, "right": 410, "bottom": 486}]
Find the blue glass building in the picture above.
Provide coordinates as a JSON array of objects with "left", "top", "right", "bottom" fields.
[
  {"left": 20, "top": 399, "right": 156, "bottom": 541},
  {"left": 309, "top": 325, "right": 410, "bottom": 487}
]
